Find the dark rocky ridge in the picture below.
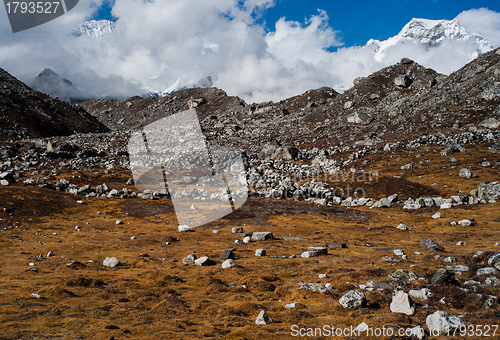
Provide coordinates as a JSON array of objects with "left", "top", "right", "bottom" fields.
[
  {"left": 78, "top": 47, "right": 500, "bottom": 155},
  {"left": 0, "top": 68, "right": 109, "bottom": 140}
]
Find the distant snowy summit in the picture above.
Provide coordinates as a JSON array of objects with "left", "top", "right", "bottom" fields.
[
  {"left": 73, "top": 20, "right": 115, "bottom": 39},
  {"left": 367, "top": 18, "right": 493, "bottom": 62}
]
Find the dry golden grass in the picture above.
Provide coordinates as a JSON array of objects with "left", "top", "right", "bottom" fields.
[{"left": 0, "top": 142, "right": 499, "bottom": 339}]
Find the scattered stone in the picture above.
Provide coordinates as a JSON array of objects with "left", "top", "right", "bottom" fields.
[
  {"left": 284, "top": 237, "right": 307, "bottom": 241},
  {"left": 431, "top": 269, "right": 456, "bottom": 285},
  {"left": 222, "top": 259, "right": 237, "bottom": 269},
  {"left": 103, "top": 257, "right": 120, "bottom": 268},
  {"left": 339, "top": 290, "right": 366, "bottom": 309},
  {"left": 458, "top": 219, "right": 473, "bottom": 227},
  {"left": 394, "top": 249, "right": 404, "bottom": 256},
  {"left": 390, "top": 287, "right": 416, "bottom": 315},
  {"left": 308, "top": 246, "right": 327, "bottom": 255},
  {"left": 212, "top": 230, "right": 219, "bottom": 234},
  {"left": 31, "top": 293, "right": 42, "bottom": 299},
  {"left": 447, "top": 265, "right": 469, "bottom": 273},
  {"left": 232, "top": 227, "right": 243, "bottom": 233},
  {"left": 243, "top": 236, "right": 251, "bottom": 244},
  {"left": 220, "top": 250, "right": 234, "bottom": 260},
  {"left": 443, "top": 257, "right": 456, "bottom": 263},
  {"left": 409, "top": 288, "right": 432, "bottom": 300},
  {"left": 459, "top": 168, "right": 477, "bottom": 179},
  {"left": 301, "top": 251, "right": 318, "bottom": 258},
  {"left": 477, "top": 267, "right": 498, "bottom": 276},
  {"left": 394, "top": 75, "right": 413, "bottom": 88},
  {"left": 492, "top": 142, "right": 500, "bottom": 154},
  {"left": 255, "top": 249, "right": 266, "bottom": 256},
  {"left": 285, "top": 302, "right": 300, "bottom": 309},
  {"left": 432, "top": 212, "right": 441, "bottom": 219},
  {"left": 326, "top": 242, "right": 347, "bottom": 248},
  {"left": 487, "top": 253, "right": 500, "bottom": 265},
  {"left": 195, "top": 256, "right": 213, "bottom": 266},
  {"left": 252, "top": 232, "right": 273, "bottom": 241},
  {"left": 456, "top": 241, "right": 467, "bottom": 246},
  {"left": 115, "top": 220, "right": 123, "bottom": 225},
  {"left": 396, "top": 223, "right": 408, "bottom": 230},
  {"left": 298, "top": 282, "right": 328, "bottom": 293},
  {"left": 47, "top": 251, "right": 54, "bottom": 257},
  {"left": 318, "top": 274, "right": 328, "bottom": 279},
  {"left": 365, "top": 281, "right": 390, "bottom": 290},
  {"left": 485, "top": 277, "right": 500, "bottom": 286},
  {"left": 480, "top": 118, "right": 500, "bottom": 129},
  {"left": 255, "top": 310, "right": 272, "bottom": 325},
  {"left": 182, "top": 254, "right": 197, "bottom": 264},
  {"left": 426, "top": 311, "right": 465, "bottom": 335},
  {"left": 178, "top": 225, "right": 194, "bottom": 232},
  {"left": 386, "top": 269, "right": 418, "bottom": 282}
]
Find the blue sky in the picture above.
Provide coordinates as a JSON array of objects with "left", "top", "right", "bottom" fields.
[{"left": 93, "top": 0, "right": 500, "bottom": 47}]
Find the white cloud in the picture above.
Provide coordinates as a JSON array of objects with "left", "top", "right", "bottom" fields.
[
  {"left": 0, "top": 2, "right": 499, "bottom": 104},
  {"left": 457, "top": 8, "right": 500, "bottom": 48}
]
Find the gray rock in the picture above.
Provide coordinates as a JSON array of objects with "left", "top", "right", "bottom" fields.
[
  {"left": 426, "top": 311, "right": 465, "bottom": 335},
  {"left": 485, "top": 277, "right": 500, "bottom": 286},
  {"left": 400, "top": 57, "right": 414, "bottom": 65},
  {"left": 365, "top": 281, "right": 390, "bottom": 290},
  {"left": 298, "top": 282, "right": 328, "bottom": 293},
  {"left": 390, "top": 287, "right": 416, "bottom": 315},
  {"left": 386, "top": 269, "right": 418, "bottom": 282},
  {"left": 459, "top": 168, "right": 477, "bottom": 179},
  {"left": 308, "top": 246, "right": 328, "bottom": 255},
  {"left": 285, "top": 302, "right": 300, "bottom": 309},
  {"left": 347, "top": 111, "right": 373, "bottom": 125},
  {"left": 232, "top": 227, "right": 243, "bottom": 233},
  {"left": 339, "top": 290, "right": 366, "bottom": 309},
  {"left": 0, "top": 180, "right": 8, "bottom": 186},
  {"left": 178, "top": 224, "right": 194, "bottom": 232},
  {"left": 492, "top": 142, "right": 500, "bottom": 154},
  {"left": 477, "top": 267, "right": 498, "bottom": 276},
  {"left": 195, "top": 256, "right": 212, "bottom": 266},
  {"left": 252, "top": 232, "right": 273, "bottom": 241},
  {"left": 458, "top": 219, "right": 473, "bottom": 227},
  {"left": 409, "top": 288, "right": 432, "bottom": 300},
  {"left": 103, "top": 257, "right": 120, "bottom": 268},
  {"left": 487, "top": 252, "right": 500, "bottom": 265},
  {"left": 255, "top": 249, "right": 266, "bottom": 256},
  {"left": 432, "top": 269, "right": 455, "bottom": 285},
  {"left": 221, "top": 259, "right": 237, "bottom": 269},
  {"left": 480, "top": 118, "right": 500, "bottom": 129},
  {"left": 394, "top": 75, "right": 413, "bottom": 88},
  {"left": 301, "top": 251, "right": 318, "bottom": 258},
  {"left": 478, "top": 182, "right": 500, "bottom": 200},
  {"left": 182, "top": 254, "right": 197, "bottom": 264},
  {"left": 447, "top": 265, "right": 469, "bottom": 273},
  {"left": 220, "top": 250, "right": 234, "bottom": 260},
  {"left": 396, "top": 223, "right": 408, "bottom": 230},
  {"left": 255, "top": 310, "right": 272, "bottom": 325}
]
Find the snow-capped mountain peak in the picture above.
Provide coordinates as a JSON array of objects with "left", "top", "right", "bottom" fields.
[
  {"left": 367, "top": 18, "right": 493, "bottom": 62},
  {"left": 73, "top": 20, "right": 115, "bottom": 39}
]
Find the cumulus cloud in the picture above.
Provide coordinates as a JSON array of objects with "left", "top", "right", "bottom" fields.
[
  {"left": 457, "top": 8, "right": 500, "bottom": 48},
  {"left": 0, "top": 2, "right": 499, "bottom": 103}
]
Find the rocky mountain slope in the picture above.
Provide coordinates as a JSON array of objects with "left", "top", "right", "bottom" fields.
[
  {"left": 78, "top": 47, "right": 500, "bottom": 156},
  {"left": 0, "top": 68, "right": 109, "bottom": 140}
]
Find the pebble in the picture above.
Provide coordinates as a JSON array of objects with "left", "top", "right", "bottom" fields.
[
  {"left": 195, "top": 256, "right": 212, "bottom": 266},
  {"left": 432, "top": 212, "right": 441, "bottom": 219},
  {"left": 255, "top": 310, "right": 272, "bottom": 325},
  {"left": 232, "top": 227, "right": 243, "bottom": 233},
  {"left": 255, "top": 249, "right": 266, "bottom": 256},
  {"left": 47, "top": 251, "right": 54, "bottom": 257},
  {"left": 318, "top": 274, "right": 327, "bottom": 279},
  {"left": 221, "top": 259, "right": 237, "bottom": 269},
  {"left": 285, "top": 302, "right": 300, "bottom": 309},
  {"left": 182, "top": 254, "right": 197, "bottom": 264},
  {"left": 116, "top": 220, "right": 123, "bottom": 225},
  {"left": 103, "top": 257, "right": 120, "bottom": 268},
  {"left": 243, "top": 236, "right": 251, "bottom": 244},
  {"left": 212, "top": 230, "right": 219, "bottom": 234},
  {"left": 396, "top": 223, "right": 408, "bottom": 230},
  {"left": 178, "top": 225, "right": 193, "bottom": 232}
]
